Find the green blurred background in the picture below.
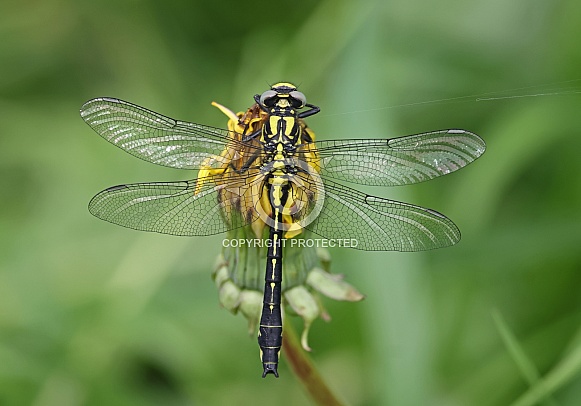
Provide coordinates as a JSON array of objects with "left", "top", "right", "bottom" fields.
[{"left": 1, "top": 0, "right": 581, "bottom": 405}]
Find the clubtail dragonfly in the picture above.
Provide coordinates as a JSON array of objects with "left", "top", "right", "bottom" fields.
[{"left": 81, "top": 82, "right": 486, "bottom": 377}]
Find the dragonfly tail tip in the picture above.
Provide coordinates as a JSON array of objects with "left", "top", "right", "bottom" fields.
[{"left": 262, "top": 365, "right": 279, "bottom": 378}]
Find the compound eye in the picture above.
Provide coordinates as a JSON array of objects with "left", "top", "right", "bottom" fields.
[
  {"left": 259, "top": 90, "right": 278, "bottom": 107},
  {"left": 289, "top": 91, "right": 306, "bottom": 108}
]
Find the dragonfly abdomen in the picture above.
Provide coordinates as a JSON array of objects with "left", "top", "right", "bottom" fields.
[{"left": 257, "top": 182, "right": 286, "bottom": 378}]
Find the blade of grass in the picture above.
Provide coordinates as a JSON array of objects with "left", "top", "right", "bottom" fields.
[
  {"left": 492, "top": 309, "right": 558, "bottom": 406},
  {"left": 509, "top": 330, "right": 581, "bottom": 406}
]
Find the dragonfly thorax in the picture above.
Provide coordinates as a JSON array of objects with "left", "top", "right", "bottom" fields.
[{"left": 261, "top": 116, "right": 301, "bottom": 145}]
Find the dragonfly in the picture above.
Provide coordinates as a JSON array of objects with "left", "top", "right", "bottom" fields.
[{"left": 80, "top": 82, "right": 486, "bottom": 378}]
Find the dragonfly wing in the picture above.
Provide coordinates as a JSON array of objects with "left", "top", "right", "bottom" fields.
[
  {"left": 312, "top": 130, "right": 485, "bottom": 186},
  {"left": 88, "top": 177, "right": 258, "bottom": 236},
  {"left": 305, "top": 180, "right": 460, "bottom": 251},
  {"left": 80, "top": 98, "right": 255, "bottom": 169}
]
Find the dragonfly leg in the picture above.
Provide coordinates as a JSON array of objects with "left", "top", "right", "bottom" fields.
[
  {"left": 297, "top": 103, "right": 320, "bottom": 119},
  {"left": 242, "top": 128, "right": 262, "bottom": 143}
]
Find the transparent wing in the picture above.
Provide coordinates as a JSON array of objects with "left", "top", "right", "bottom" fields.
[
  {"left": 88, "top": 175, "right": 260, "bottom": 236},
  {"left": 305, "top": 179, "right": 460, "bottom": 251},
  {"left": 80, "top": 97, "right": 261, "bottom": 169},
  {"left": 308, "top": 130, "right": 485, "bottom": 186}
]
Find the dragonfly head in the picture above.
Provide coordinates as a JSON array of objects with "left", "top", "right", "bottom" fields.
[{"left": 259, "top": 82, "right": 306, "bottom": 109}]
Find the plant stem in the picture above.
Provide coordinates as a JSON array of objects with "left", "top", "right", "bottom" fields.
[{"left": 282, "top": 320, "right": 346, "bottom": 406}]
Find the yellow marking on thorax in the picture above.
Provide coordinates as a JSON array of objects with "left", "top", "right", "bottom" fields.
[
  {"left": 267, "top": 115, "right": 297, "bottom": 141},
  {"left": 268, "top": 116, "right": 279, "bottom": 140},
  {"left": 283, "top": 117, "right": 295, "bottom": 137},
  {"left": 271, "top": 143, "right": 286, "bottom": 171}
]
